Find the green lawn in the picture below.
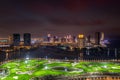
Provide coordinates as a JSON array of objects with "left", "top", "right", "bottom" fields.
[{"left": 0, "top": 59, "right": 120, "bottom": 80}]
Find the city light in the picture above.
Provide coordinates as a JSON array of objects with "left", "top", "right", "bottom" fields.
[
  {"left": 26, "top": 57, "right": 29, "bottom": 60},
  {"left": 78, "top": 34, "right": 84, "bottom": 39},
  {"left": 25, "top": 60, "right": 28, "bottom": 64},
  {"left": 0, "top": 0, "right": 120, "bottom": 80}
]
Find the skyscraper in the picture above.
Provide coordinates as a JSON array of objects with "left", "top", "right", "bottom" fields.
[
  {"left": 24, "top": 33, "right": 31, "bottom": 46},
  {"left": 100, "top": 32, "right": 104, "bottom": 41},
  {"left": 13, "top": 33, "right": 20, "bottom": 46},
  {"left": 95, "top": 32, "right": 101, "bottom": 45},
  {"left": 78, "top": 34, "right": 85, "bottom": 48}
]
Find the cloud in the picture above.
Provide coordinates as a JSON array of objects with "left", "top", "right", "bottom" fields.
[
  {"left": 0, "top": 0, "right": 120, "bottom": 38},
  {"left": 49, "top": 17, "right": 105, "bottom": 26}
]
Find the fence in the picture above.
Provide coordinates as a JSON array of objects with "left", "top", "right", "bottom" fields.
[{"left": 38, "top": 75, "right": 120, "bottom": 80}]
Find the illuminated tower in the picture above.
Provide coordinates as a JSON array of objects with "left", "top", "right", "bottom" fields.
[
  {"left": 24, "top": 33, "right": 31, "bottom": 46},
  {"left": 100, "top": 32, "right": 104, "bottom": 41},
  {"left": 13, "top": 33, "right": 20, "bottom": 46},
  {"left": 78, "top": 34, "right": 85, "bottom": 48}
]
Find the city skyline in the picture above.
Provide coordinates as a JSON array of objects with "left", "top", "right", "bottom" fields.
[
  {"left": 0, "top": 1, "right": 120, "bottom": 79},
  {"left": 0, "top": 0, "right": 120, "bottom": 39}
]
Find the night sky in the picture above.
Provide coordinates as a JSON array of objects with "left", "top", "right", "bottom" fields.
[{"left": 0, "top": 0, "right": 120, "bottom": 39}]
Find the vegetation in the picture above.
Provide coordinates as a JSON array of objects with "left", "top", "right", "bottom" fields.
[{"left": 0, "top": 59, "right": 120, "bottom": 80}]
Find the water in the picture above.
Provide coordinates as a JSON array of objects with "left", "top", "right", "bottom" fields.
[
  {"left": 74, "top": 58, "right": 77, "bottom": 64},
  {"left": 115, "top": 48, "right": 117, "bottom": 57},
  {"left": 26, "top": 55, "right": 29, "bottom": 60},
  {"left": 65, "top": 57, "right": 67, "bottom": 60},
  {"left": 86, "top": 49, "right": 90, "bottom": 55},
  {"left": 45, "top": 56, "right": 48, "bottom": 60},
  {"left": 107, "top": 48, "right": 110, "bottom": 56}
]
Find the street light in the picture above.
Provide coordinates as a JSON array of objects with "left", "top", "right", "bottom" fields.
[{"left": 26, "top": 57, "right": 29, "bottom": 60}]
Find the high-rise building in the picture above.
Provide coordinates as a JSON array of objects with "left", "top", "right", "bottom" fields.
[
  {"left": 8, "top": 35, "right": 13, "bottom": 45},
  {"left": 78, "top": 34, "right": 85, "bottom": 48},
  {"left": 24, "top": 33, "right": 31, "bottom": 46},
  {"left": 13, "top": 33, "right": 20, "bottom": 46},
  {"left": 100, "top": 32, "right": 104, "bottom": 41},
  {"left": 95, "top": 32, "right": 101, "bottom": 45},
  {"left": 47, "top": 34, "right": 51, "bottom": 42}
]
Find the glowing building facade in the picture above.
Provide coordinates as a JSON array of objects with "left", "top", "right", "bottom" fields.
[{"left": 78, "top": 34, "right": 85, "bottom": 48}]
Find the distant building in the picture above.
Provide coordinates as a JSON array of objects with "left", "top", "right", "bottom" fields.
[
  {"left": 13, "top": 33, "right": 20, "bottom": 46},
  {"left": 47, "top": 34, "right": 51, "bottom": 42},
  {"left": 87, "top": 35, "right": 91, "bottom": 43},
  {"left": 8, "top": 35, "right": 13, "bottom": 45},
  {"left": 78, "top": 34, "right": 85, "bottom": 48},
  {"left": 73, "top": 36, "right": 77, "bottom": 43},
  {"left": 95, "top": 32, "right": 105, "bottom": 46},
  {"left": 95, "top": 32, "right": 101, "bottom": 45},
  {"left": 0, "top": 38, "right": 8, "bottom": 45},
  {"left": 24, "top": 33, "right": 31, "bottom": 46},
  {"left": 100, "top": 32, "right": 104, "bottom": 41},
  {"left": 53, "top": 36, "right": 59, "bottom": 42},
  {"left": 61, "top": 37, "right": 66, "bottom": 43}
]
